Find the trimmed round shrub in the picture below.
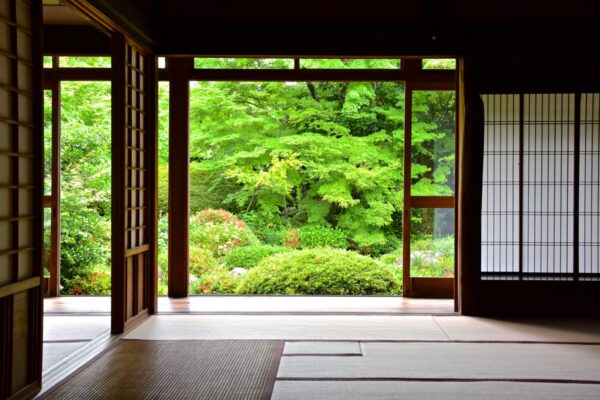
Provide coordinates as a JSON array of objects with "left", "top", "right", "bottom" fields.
[
  {"left": 189, "top": 246, "right": 218, "bottom": 277},
  {"left": 189, "top": 209, "right": 259, "bottom": 257},
  {"left": 223, "top": 245, "right": 291, "bottom": 270},
  {"left": 237, "top": 248, "right": 399, "bottom": 295},
  {"left": 297, "top": 225, "right": 348, "bottom": 249}
]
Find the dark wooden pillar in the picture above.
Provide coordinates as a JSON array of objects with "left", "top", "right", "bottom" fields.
[
  {"left": 167, "top": 58, "right": 192, "bottom": 298},
  {"left": 456, "top": 56, "right": 484, "bottom": 315},
  {"left": 49, "top": 79, "right": 61, "bottom": 297}
]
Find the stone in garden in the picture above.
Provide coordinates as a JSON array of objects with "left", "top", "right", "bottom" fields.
[{"left": 230, "top": 267, "right": 248, "bottom": 277}]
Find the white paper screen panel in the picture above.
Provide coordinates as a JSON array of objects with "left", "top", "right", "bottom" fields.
[
  {"left": 481, "top": 94, "right": 520, "bottom": 274},
  {"left": 522, "top": 94, "right": 575, "bottom": 274},
  {"left": 580, "top": 94, "right": 600, "bottom": 274}
]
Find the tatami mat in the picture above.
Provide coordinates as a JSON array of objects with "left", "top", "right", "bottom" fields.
[
  {"left": 271, "top": 381, "right": 600, "bottom": 400},
  {"left": 124, "top": 315, "right": 448, "bottom": 341},
  {"left": 435, "top": 316, "right": 600, "bottom": 343},
  {"left": 283, "top": 341, "right": 362, "bottom": 355},
  {"left": 278, "top": 342, "right": 600, "bottom": 381},
  {"left": 43, "top": 343, "right": 88, "bottom": 372},
  {"left": 125, "top": 315, "right": 600, "bottom": 343},
  {"left": 44, "top": 316, "right": 110, "bottom": 341}
]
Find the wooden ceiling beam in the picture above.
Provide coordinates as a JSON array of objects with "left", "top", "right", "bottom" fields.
[{"left": 69, "top": 0, "right": 154, "bottom": 50}]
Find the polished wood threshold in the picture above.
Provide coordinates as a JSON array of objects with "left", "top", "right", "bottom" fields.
[{"left": 44, "top": 296, "right": 455, "bottom": 315}]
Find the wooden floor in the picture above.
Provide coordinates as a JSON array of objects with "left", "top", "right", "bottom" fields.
[
  {"left": 44, "top": 295, "right": 455, "bottom": 315},
  {"left": 40, "top": 310, "right": 600, "bottom": 399}
]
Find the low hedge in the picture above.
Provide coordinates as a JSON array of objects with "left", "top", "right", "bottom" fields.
[
  {"left": 237, "top": 248, "right": 399, "bottom": 295},
  {"left": 223, "top": 245, "right": 291, "bottom": 270}
]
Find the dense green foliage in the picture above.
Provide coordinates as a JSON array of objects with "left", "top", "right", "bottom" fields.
[
  {"left": 188, "top": 80, "right": 407, "bottom": 249},
  {"left": 237, "top": 248, "right": 400, "bottom": 295},
  {"left": 44, "top": 76, "right": 112, "bottom": 294},
  {"left": 223, "top": 245, "right": 291, "bottom": 270},
  {"left": 297, "top": 225, "right": 348, "bottom": 249},
  {"left": 186, "top": 73, "right": 455, "bottom": 251}
]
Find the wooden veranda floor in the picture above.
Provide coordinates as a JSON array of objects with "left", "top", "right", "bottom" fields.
[{"left": 44, "top": 295, "right": 455, "bottom": 315}]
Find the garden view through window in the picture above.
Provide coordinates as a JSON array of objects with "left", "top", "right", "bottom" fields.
[
  {"left": 44, "top": 57, "right": 456, "bottom": 296},
  {"left": 159, "top": 76, "right": 456, "bottom": 295}
]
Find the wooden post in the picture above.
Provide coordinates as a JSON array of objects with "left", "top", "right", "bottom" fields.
[
  {"left": 111, "top": 32, "right": 127, "bottom": 334},
  {"left": 146, "top": 54, "right": 159, "bottom": 314},
  {"left": 402, "top": 85, "right": 413, "bottom": 297},
  {"left": 168, "top": 58, "right": 192, "bottom": 298},
  {"left": 49, "top": 79, "right": 61, "bottom": 297},
  {"left": 456, "top": 56, "right": 484, "bottom": 315}
]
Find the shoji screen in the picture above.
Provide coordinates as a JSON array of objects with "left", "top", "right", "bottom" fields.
[
  {"left": 481, "top": 95, "right": 520, "bottom": 276},
  {"left": 522, "top": 94, "right": 575, "bottom": 275},
  {"left": 112, "top": 34, "right": 157, "bottom": 334},
  {"left": 580, "top": 94, "right": 600, "bottom": 276},
  {"left": 481, "top": 93, "right": 599, "bottom": 280}
]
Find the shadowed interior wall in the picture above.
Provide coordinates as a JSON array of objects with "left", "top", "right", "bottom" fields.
[
  {"left": 461, "top": 55, "right": 600, "bottom": 316},
  {"left": 0, "top": 0, "right": 43, "bottom": 398}
]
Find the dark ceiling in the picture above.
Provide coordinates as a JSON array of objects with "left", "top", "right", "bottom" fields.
[
  {"left": 151, "top": 0, "right": 600, "bottom": 23},
  {"left": 43, "top": 0, "right": 600, "bottom": 56}
]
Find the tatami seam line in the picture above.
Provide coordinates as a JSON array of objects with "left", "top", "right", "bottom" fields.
[{"left": 432, "top": 316, "right": 452, "bottom": 340}]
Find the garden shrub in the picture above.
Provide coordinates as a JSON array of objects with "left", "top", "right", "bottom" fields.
[
  {"left": 157, "top": 215, "right": 169, "bottom": 295},
  {"left": 60, "top": 193, "right": 111, "bottom": 282},
  {"left": 223, "top": 245, "right": 291, "bottom": 270},
  {"left": 261, "top": 228, "right": 286, "bottom": 246},
  {"left": 239, "top": 212, "right": 286, "bottom": 245},
  {"left": 237, "top": 248, "right": 399, "bottom": 295},
  {"left": 189, "top": 209, "right": 259, "bottom": 257},
  {"left": 378, "top": 248, "right": 403, "bottom": 266},
  {"left": 62, "top": 271, "right": 111, "bottom": 295},
  {"left": 297, "top": 224, "right": 348, "bottom": 249},
  {"left": 282, "top": 228, "right": 300, "bottom": 248},
  {"left": 189, "top": 246, "right": 218, "bottom": 277},
  {"left": 378, "top": 236, "right": 454, "bottom": 277},
  {"left": 411, "top": 236, "right": 454, "bottom": 277},
  {"left": 189, "top": 267, "right": 237, "bottom": 294},
  {"left": 366, "top": 234, "right": 402, "bottom": 257}
]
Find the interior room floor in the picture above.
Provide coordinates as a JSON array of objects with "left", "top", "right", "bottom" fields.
[
  {"left": 41, "top": 297, "right": 600, "bottom": 399},
  {"left": 43, "top": 315, "right": 110, "bottom": 374}
]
